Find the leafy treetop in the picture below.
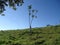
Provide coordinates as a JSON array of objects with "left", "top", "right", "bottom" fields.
[{"left": 0, "top": 0, "right": 24, "bottom": 14}]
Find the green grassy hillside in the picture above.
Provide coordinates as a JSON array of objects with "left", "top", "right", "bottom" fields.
[{"left": 0, "top": 25, "right": 60, "bottom": 45}]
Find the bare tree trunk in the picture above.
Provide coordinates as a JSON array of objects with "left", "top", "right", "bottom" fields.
[
  {"left": 30, "top": 25, "right": 32, "bottom": 34},
  {"left": 29, "top": 15, "right": 32, "bottom": 35}
]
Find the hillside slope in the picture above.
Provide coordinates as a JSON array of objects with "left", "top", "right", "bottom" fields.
[{"left": 0, "top": 25, "right": 60, "bottom": 45}]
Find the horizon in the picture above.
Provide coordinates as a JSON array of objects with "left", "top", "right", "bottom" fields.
[{"left": 0, "top": 0, "right": 60, "bottom": 30}]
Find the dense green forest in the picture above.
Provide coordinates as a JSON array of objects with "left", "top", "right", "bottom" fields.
[{"left": 0, "top": 25, "right": 60, "bottom": 45}]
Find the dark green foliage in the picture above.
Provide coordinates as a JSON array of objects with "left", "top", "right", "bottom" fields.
[
  {"left": 0, "top": 0, "right": 24, "bottom": 14},
  {"left": 0, "top": 40, "right": 5, "bottom": 44},
  {"left": 0, "top": 25, "right": 60, "bottom": 45},
  {"left": 35, "top": 40, "right": 45, "bottom": 45},
  {"left": 9, "top": 35, "right": 16, "bottom": 40}
]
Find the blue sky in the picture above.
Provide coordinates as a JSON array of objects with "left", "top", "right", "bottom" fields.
[{"left": 0, "top": 0, "right": 60, "bottom": 30}]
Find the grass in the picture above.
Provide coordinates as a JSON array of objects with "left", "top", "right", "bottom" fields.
[{"left": 0, "top": 25, "right": 60, "bottom": 45}]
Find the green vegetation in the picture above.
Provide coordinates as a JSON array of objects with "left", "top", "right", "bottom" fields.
[
  {"left": 0, "top": 25, "right": 60, "bottom": 45},
  {"left": 0, "top": 0, "right": 24, "bottom": 14}
]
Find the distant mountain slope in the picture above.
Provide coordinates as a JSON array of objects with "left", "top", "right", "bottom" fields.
[{"left": 0, "top": 25, "right": 60, "bottom": 45}]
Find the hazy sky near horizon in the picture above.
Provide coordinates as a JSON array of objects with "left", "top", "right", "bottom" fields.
[{"left": 0, "top": 0, "right": 60, "bottom": 30}]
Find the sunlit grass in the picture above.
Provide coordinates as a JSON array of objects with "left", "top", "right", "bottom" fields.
[{"left": 0, "top": 25, "right": 60, "bottom": 45}]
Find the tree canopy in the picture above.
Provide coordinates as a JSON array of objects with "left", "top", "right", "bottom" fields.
[{"left": 0, "top": 0, "right": 24, "bottom": 14}]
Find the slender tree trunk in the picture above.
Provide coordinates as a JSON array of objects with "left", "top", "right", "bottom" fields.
[
  {"left": 29, "top": 14, "right": 32, "bottom": 34},
  {"left": 30, "top": 25, "right": 32, "bottom": 34}
]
